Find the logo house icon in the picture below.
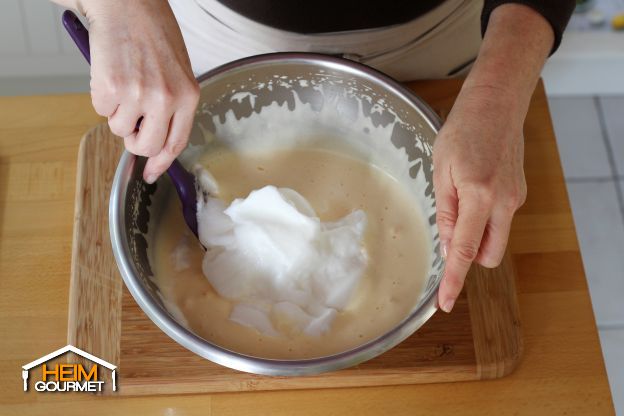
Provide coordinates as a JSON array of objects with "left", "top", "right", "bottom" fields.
[{"left": 22, "top": 345, "right": 117, "bottom": 392}]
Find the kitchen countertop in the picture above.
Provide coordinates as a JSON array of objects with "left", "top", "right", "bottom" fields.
[{"left": 0, "top": 79, "right": 615, "bottom": 415}]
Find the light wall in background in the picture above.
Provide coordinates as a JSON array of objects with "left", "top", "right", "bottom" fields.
[
  {"left": 0, "top": 0, "right": 88, "bottom": 77},
  {"left": 2, "top": 0, "right": 624, "bottom": 96},
  {"left": 543, "top": 31, "right": 624, "bottom": 96}
]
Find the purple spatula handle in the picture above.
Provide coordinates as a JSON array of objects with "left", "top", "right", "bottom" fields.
[
  {"left": 168, "top": 160, "right": 199, "bottom": 235},
  {"left": 62, "top": 10, "right": 199, "bottom": 237},
  {"left": 62, "top": 11, "right": 91, "bottom": 64}
]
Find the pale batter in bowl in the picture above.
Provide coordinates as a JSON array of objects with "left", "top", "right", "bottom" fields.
[{"left": 153, "top": 146, "right": 431, "bottom": 359}]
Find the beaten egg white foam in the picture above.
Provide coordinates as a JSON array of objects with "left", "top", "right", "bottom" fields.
[{"left": 193, "top": 167, "right": 368, "bottom": 337}]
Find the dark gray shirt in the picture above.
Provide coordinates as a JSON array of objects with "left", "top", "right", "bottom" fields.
[{"left": 217, "top": 0, "right": 575, "bottom": 52}]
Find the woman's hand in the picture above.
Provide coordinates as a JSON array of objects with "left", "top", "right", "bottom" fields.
[
  {"left": 83, "top": 0, "right": 199, "bottom": 183},
  {"left": 433, "top": 3, "right": 554, "bottom": 312},
  {"left": 434, "top": 86, "right": 526, "bottom": 312}
]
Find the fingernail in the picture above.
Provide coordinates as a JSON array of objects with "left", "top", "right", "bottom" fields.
[
  {"left": 441, "top": 298, "right": 456, "bottom": 313},
  {"left": 441, "top": 240, "right": 449, "bottom": 258},
  {"left": 145, "top": 174, "right": 157, "bottom": 184}
]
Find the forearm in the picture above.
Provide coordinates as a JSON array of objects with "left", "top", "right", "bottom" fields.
[{"left": 463, "top": 3, "right": 554, "bottom": 116}]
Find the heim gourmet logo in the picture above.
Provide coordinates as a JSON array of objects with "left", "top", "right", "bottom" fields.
[{"left": 22, "top": 345, "right": 117, "bottom": 392}]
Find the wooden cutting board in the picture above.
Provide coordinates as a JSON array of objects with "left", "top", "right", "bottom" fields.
[{"left": 67, "top": 123, "right": 522, "bottom": 396}]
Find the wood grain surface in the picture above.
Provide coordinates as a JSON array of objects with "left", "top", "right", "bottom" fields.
[
  {"left": 0, "top": 81, "right": 615, "bottom": 415},
  {"left": 66, "top": 125, "right": 124, "bottom": 393},
  {"left": 67, "top": 124, "right": 522, "bottom": 395}
]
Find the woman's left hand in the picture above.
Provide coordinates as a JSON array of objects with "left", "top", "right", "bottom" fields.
[{"left": 433, "top": 85, "right": 527, "bottom": 312}]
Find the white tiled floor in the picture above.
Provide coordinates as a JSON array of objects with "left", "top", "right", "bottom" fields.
[
  {"left": 549, "top": 96, "right": 624, "bottom": 415},
  {"left": 566, "top": 181, "right": 624, "bottom": 326},
  {"left": 548, "top": 97, "right": 612, "bottom": 179},
  {"left": 601, "top": 329, "right": 624, "bottom": 415},
  {"left": 600, "top": 97, "right": 624, "bottom": 176}
]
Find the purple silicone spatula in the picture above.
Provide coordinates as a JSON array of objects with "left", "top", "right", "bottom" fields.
[{"left": 62, "top": 10, "right": 199, "bottom": 237}]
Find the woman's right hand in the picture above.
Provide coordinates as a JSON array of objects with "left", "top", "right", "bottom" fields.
[{"left": 82, "top": 0, "right": 199, "bottom": 183}]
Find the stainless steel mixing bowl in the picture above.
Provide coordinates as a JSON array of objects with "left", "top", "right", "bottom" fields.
[{"left": 110, "top": 53, "right": 444, "bottom": 376}]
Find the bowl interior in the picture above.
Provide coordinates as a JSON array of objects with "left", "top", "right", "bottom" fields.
[{"left": 119, "top": 54, "right": 444, "bottom": 362}]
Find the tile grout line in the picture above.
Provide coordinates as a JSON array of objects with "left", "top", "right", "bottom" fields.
[
  {"left": 594, "top": 96, "right": 624, "bottom": 225},
  {"left": 17, "top": 0, "right": 32, "bottom": 55},
  {"left": 565, "top": 175, "right": 624, "bottom": 183},
  {"left": 566, "top": 176, "right": 616, "bottom": 183},
  {"left": 548, "top": 94, "right": 624, "bottom": 100},
  {"left": 598, "top": 322, "right": 624, "bottom": 331}
]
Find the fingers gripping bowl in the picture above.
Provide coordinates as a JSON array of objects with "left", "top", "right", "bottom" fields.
[{"left": 109, "top": 53, "right": 444, "bottom": 376}]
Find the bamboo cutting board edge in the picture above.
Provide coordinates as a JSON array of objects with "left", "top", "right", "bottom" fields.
[
  {"left": 67, "top": 123, "right": 522, "bottom": 396},
  {"left": 67, "top": 127, "right": 125, "bottom": 393}
]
